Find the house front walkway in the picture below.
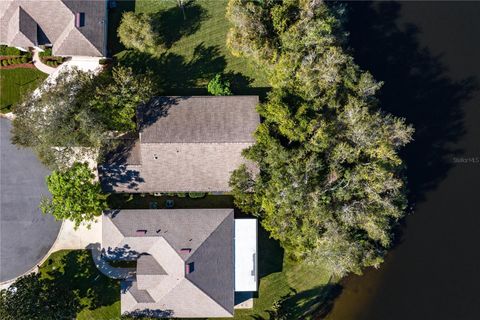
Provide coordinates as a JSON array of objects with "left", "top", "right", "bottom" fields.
[
  {"left": 89, "top": 243, "right": 136, "bottom": 280},
  {"left": 32, "top": 49, "right": 56, "bottom": 74}
]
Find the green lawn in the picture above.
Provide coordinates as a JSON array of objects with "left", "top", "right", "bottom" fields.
[
  {"left": 115, "top": 0, "right": 269, "bottom": 97},
  {"left": 39, "top": 250, "right": 120, "bottom": 320},
  {"left": 223, "top": 228, "right": 336, "bottom": 320},
  {"left": 0, "top": 68, "right": 47, "bottom": 113}
]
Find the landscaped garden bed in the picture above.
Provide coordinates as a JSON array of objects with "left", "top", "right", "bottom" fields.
[
  {"left": 39, "top": 47, "right": 65, "bottom": 68},
  {"left": 0, "top": 45, "right": 33, "bottom": 69}
]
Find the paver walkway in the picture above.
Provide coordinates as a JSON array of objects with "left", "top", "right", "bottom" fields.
[{"left": 32, "top": 49, "right": 56, "bottom": 74}]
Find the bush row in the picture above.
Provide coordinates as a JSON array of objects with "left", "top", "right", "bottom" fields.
[
  {"left": 0, "top": 45, "right": 21, "bottom": 56},
  {"left": 46, "top": 60, "right": 59, "bottom": 67},
  {"left": 1, "top": 56, "right": 28, "bottom": 66}
]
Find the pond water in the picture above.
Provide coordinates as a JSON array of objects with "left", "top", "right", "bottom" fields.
[{"left": 326, "top": 2, "right": 480, "bottom": 319}]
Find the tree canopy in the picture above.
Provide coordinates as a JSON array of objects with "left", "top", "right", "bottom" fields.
[
  {"left": 118, "top": 12, "right": 160, "bottom": 53},
  {"left": 228, "top": 0, "right": 414, "bottom": 276},
  {"left": 0, "top": 273, "right": 78, "bottom": 320},
  {"left": 11, "top": 66, "right": 153, "bottom": 169},
  {"left": 40, "top": 162, "right": 107, "bottom": 229}
]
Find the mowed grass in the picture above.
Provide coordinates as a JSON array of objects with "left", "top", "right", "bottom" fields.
[
  {"left": 115, "top": 0, "right": 269, "bottom": 96},
  {"left": 39, "top": 250, "right": 120, "bottom": 320},
  {"left": 0, "top": 68, "right": 47, "bottom": 113},
  {"left": 224, "top": 228, "right": 335, "bottom": 320}
]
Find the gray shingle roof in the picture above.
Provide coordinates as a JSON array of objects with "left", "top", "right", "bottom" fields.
[
  {"left": 138, "top": 96, "right": 259, "bottom": 143},
  {"left": 0, "top": 0, "right": 106, "bottom": 57},
  {"left": 99, "top": 96, "right": 260, "bottom": 193},
  {"left": 103, "top": 209, "right": 234, "bottom": 318}
]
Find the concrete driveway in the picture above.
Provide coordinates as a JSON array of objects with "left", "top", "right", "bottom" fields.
[{"left": 0, "top": 118, "right": 61, "bottom": 282}]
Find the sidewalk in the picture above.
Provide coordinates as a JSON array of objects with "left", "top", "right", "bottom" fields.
[{"left": 32, "top": 49, "right": 56, "bottom": 75}]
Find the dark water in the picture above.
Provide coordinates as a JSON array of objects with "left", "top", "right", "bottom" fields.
[{"left": 327, "top": 2, "right": 480, "bottom": 320}]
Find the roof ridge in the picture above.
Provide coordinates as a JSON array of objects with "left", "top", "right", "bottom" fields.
[
  {"left": 188, "top": 209, "right": 234, "bottom": 257},
  {"left": 52, "top": 18, "right": 75, "bottom": 54},
  {"left": 54, "top": 23, "right": 102, "bottom": 56},
  {"left": 183, "top": 278, "right": 234, "bottom": 316}
]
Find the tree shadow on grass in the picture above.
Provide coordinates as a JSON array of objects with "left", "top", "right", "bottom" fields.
[
  {"left": 344, "top": 1, "right": 478, "bottom": 243},
  {"left": 118, "top": 43, "right": 226, "bottom": 95},
  {"left": 107, "top": 0, "right": 135, "bottom": 56},
  {"left": 151, "top": 1, "right": 208, "bottom": 49},
  {"left": 258, "top": 226, "right": 284, "bottom": 279},
  {"left": 43, "top": 250, "right": 119, "bottom": 311},
  {"left": 272, "top": 283, "right": 342, "bottom": 320}
]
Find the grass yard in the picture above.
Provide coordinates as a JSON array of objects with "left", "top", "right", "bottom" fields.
[
  {"left": 115, "top": 0, "right": 269, "bottom": 97},
  {"left": 39, "top": 250, "right": 120, "bottom": 320},
  {"left": 224, "top": 228, "right": 337, "bottom": 320},
  {"left": 0, "top": 68, "right": 47, "bottom": 113}
]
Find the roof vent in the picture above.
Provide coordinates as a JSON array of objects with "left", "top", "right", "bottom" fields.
[
  {"left": 180, "top": 248, "right": 191, "bottom": 254},
  {"left": 136, "top": 229, "right": 147, "bottom": 236},
  {"left": 75, "top": 12, "right": 85, "bottom": 28}
]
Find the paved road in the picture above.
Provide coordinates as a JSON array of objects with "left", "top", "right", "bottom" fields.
[{"left": 0, "top": 118, "right": 61, "bottom": 282}]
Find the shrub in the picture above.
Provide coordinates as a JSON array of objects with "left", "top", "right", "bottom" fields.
[
  {"left": 14, "top": 58, "right": 20, "bottom": 64},
  {"left": 25, "top": 51, "right": 33, "bottom": 59},
  {"left": 21, "top": 56, "right": 27, "bottom": 63},
  {"left": 39, "top": 48, "right": 52, "bottom": 58},
  {"left": 207, "top": 74, "right": 232, "bottom": 96},
  {"left": 2, "top": 60, "right": 7, "bottom": 66},
  {"left": 7, "top": 59, "right": 13, "bottom": 65},
  {"left": 99, "top": 58, "right": 109, "bottom": 65},
  {"left": 0, "top": 45, "right": 21, "bottom": 56},
  {"left": 176, "top": 193, "right": 187, "bottom": 198},
  {"left": 188, "top": 192, "right": 206, "bottom": 199}
]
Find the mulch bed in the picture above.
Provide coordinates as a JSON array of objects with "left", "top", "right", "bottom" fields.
[{"left": 0, "top": 62, "right": 36, "bottom": 70}]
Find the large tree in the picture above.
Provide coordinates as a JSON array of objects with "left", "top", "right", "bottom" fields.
[
  {"left": 228, "top": 0, "right": 413, "bottom": 276},
  {"left": 11, "top": 66, "right": 153, "bottom": 169},
  {"left": 40, "top": 162, "right": 107, "bottom": 229},
  {"left": 0, "top": 273, "right": 78, "bottom": 320}
]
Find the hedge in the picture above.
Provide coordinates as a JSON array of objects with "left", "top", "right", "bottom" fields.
[
  {"left": 0, "top": 45, "right": 20, "bottom": 56},
  {"left": 188, "top": 192, "right": 206, "bottom": 199}
]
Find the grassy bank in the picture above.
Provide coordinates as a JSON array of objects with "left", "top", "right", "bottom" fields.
[{"left": 0, "top": 68, "right": 47, "bottom": 113}]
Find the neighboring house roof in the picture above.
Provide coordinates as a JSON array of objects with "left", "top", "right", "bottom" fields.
[
  {"left": 102, "top": 209, "right": 235, "bottom": 318},
  {"left": 99, "top": 96, "right": 260, "bottom": 193},
  {"left": 0, "top": 0, "right": 107, "bottom": 57}
]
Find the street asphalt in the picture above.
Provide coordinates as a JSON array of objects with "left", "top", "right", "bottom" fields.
[{"left": 0, "top": 118, "right": 61, "bottom": 282}]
